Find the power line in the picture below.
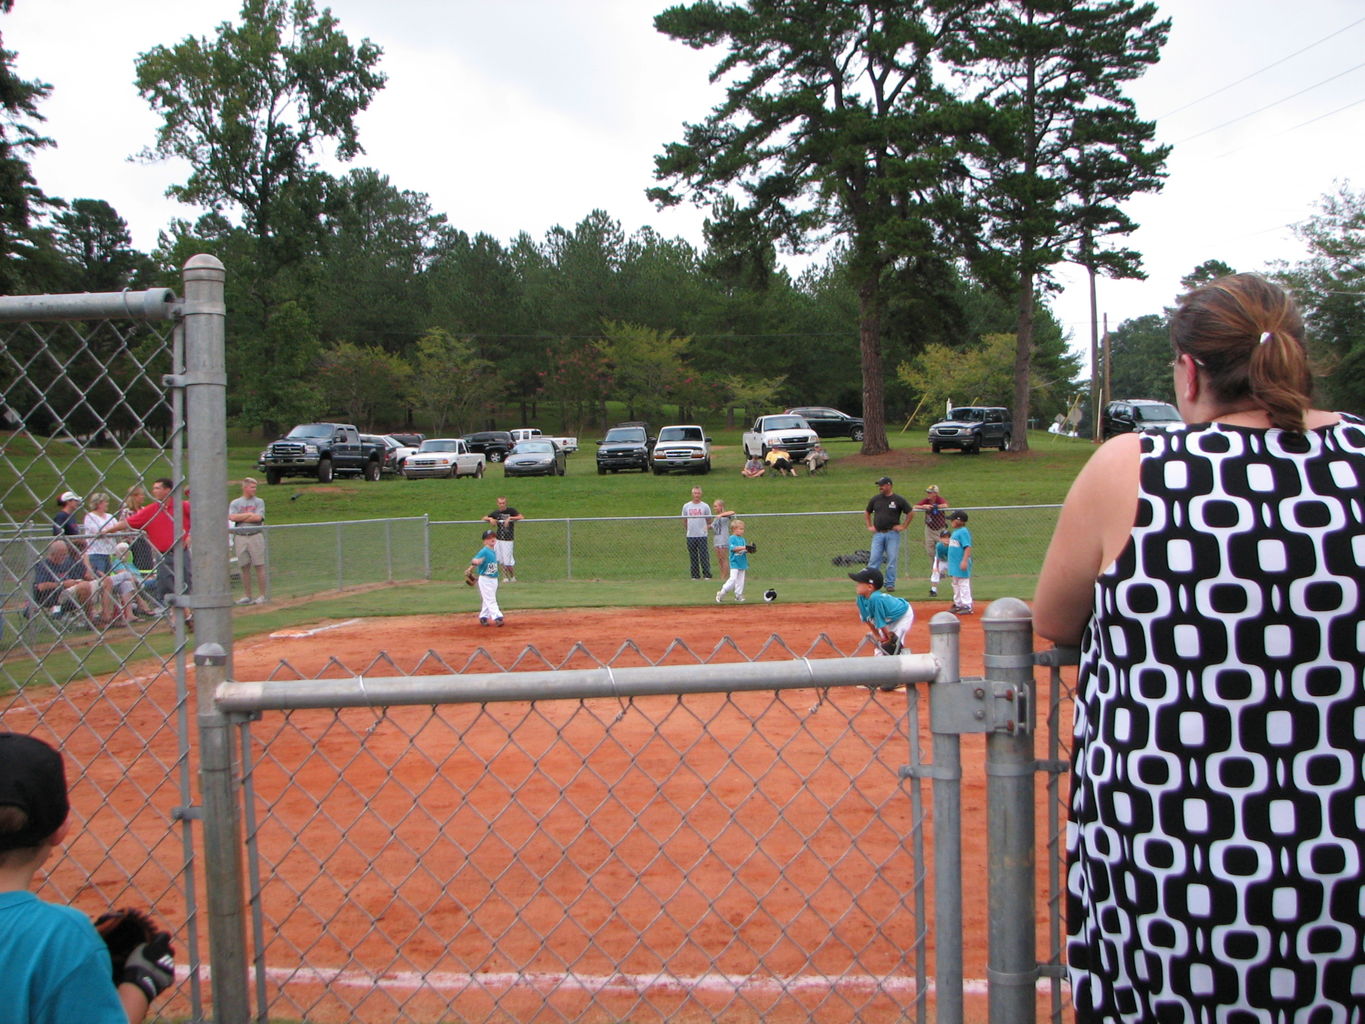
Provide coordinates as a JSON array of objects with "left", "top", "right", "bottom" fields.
[
  {"left": 1171, "top": 59, "right": 1365, "bottom": 146},
  {"left": 1155, "top": 13, "right": 1365, "bottom": 121}
]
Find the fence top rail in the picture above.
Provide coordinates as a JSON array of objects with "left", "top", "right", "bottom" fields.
[
  {"left": 263, "top": 515, "right": 428, "bottom": 530},
  {"left": 429, "top": 503, "right": 1061, "bottom": 528},
  {"left": 216, "top": 651, "right": 940, "bottom": 712},
  {"left": 0, "top": 288, "right": 181, "bottom": 323}
]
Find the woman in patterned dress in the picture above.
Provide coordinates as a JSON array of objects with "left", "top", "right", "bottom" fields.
[{"left": 1034, "top": 273, "right": 1365, "bottom": 1021}]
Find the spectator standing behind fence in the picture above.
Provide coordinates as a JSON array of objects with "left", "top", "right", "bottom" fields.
[
  {"left": 864, "top": 476, "right": 910, "bottom": 592},
  {"left": 227, "top": 477, "right": 267, "bottom": 605},
  {"left": 100, "top": 478, "right": 191, "bottom": 610},
  {"left": 0, "top": 733, "right": 176, "bottom": 1024},
  {"left": 482, "top": 497, "right": 523, "bottom": 583},
  {"left": 81, "top": 493, "right": 118, "bottom": 576},
  {"left": 681, "top": 486, "right": 713, "bottom": 580},
  {"left": 710, "top": 499, "right": 736, "bottom": 581},
  {"left": 1034, "top": 273, "right": 1365, "bottom": 1021},
  {"left": 911, "top": 485, "right": 949, "bottom": 593},
  {"left": 51, "top": 491, "right": 81, "bottom": 538},
  {"left": 118, "top": 485, "right": 155, "bottom": 571}
]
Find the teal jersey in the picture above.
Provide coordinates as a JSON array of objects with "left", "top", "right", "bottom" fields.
[
  {"left": 948, "top": 526, "right": 973, "bottom": 577},
  {"left": 728, "top": 534, "right": 749, "bottom": 570},
  {"left": 472, "top": 546, "right": 499, "bottom": 578},
  {"left": 855, "top": 589, "right": 910, "bottom": 629}
]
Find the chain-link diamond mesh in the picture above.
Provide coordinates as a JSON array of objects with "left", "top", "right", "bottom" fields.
[
  {"left": 233, "top": 639, "right": 934, "bottom": 1024},
  {"left": 1, "top": 292, "right": 202, "bottom": 1020}
]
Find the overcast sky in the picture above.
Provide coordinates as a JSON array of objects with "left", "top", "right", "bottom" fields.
[{"left": 7, "top": 0, "right": 1365, "bottom": 358}]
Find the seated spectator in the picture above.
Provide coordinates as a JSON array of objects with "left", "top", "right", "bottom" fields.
[
  {"left": 740, "top": 456, "right": 766, "bottom": 478},
  {"left": 804, "top": 443, "right": 829, "bottom": 474},
  {"left": 32, "top": 539, "right": 100, "bottom": 622},
  {"left": 765, "top": 445, "right": 797, "bottom": 476},
  {"left": 107, "top": 542, "right": 159, "bottom": 625}
]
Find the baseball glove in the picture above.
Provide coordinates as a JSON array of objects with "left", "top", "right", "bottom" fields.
[
  {"left": 878, "top": 637, "right": 902, "bottom": 656},
  {"left": 745, "top": 542, "right": 756, "bottom": 554},
  {"left": 94, "top": 907, "right": 175, "bottom": 998},
  {"left": 463, "top": 565, "right": 478, "bottom": 586}
]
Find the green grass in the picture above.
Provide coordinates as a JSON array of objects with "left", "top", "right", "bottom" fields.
[{"left": 219, "top": 426, "right": 1093, "bottom": 526}]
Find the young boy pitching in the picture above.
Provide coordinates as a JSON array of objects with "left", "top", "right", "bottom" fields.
[
  {"left": 715, "top": 519, "right": 752, "bottom": 603},
  {"left": 470, "top": 530, "right": 504, "bottom": 626},
  {"left": 849, "top": 566, "right": 914, "bottom": 655}
]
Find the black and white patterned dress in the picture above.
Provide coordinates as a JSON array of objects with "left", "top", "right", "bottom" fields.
[{"left": 1067, "top": 418, "right": 1365, "bottom": 1021}]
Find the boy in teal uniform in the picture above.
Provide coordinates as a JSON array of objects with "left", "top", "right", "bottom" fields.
[
  {"left": 947, "top": 511, "right": 973, "bottom": 614},
  {"left": 470, "top": 530, "right": 504, "bottom": 626},
  {"left": 848, "top": 566, "right": 913, "bottom": 655},
  {"left": 0, "top": 733, "right": 175, "bottom": 1024},
  {"left": 715, "top": 519, "right": 751, "bottom": 603}
]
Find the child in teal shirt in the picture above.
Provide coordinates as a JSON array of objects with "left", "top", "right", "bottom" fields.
[{"left": 849, "top": 566, "right": 913, "bottom": 655}]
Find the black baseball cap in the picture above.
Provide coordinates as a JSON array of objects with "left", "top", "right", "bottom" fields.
[
  {"left": 849, "top": 567, "right": 884, "bottom": 587},
  {"left": 950, "top": 510, "right": 969, "bottom": 522},
  {"left": 874, "top": 476, "right": 893, "bottom": 486},
  {"left": 0, "top": 733, "right": 69, "bottom": 851}
]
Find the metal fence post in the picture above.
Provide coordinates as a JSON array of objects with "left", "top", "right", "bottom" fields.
[
  {"left": 183, "top": 253, "right": 251, "bottom": 1023},
  {"left": 928, "top": 610, "right": 964, "bottom": 1024},
  {"left": 983, "top": 597, "right": 1038, "bottom": 1024}
]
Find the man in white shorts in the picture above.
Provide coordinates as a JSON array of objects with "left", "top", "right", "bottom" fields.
[{"left": 227, "top": 477, "right": 267, "bottom": 604}]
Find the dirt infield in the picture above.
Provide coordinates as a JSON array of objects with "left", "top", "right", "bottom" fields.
[{"left": 36, "top": 601, "right": 1065, "bottom": 1022}]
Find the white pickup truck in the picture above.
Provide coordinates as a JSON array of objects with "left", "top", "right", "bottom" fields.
[
  {"left": 402, "top": 437, "right": 486, "bottom": 479},
  {"left": 510, "top": 427, "right": 578, "bottom": 453},
  {"left": 742, "top": 414, "right": 819, "bottom": 461}
]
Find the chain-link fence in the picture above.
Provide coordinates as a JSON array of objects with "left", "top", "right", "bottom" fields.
[
  {"left": 0, "top": 279, "right": 210, "bottom": 1018},
  {"left": 2, "top": 267, "right": 1075, "bottom": 1024},
  {"left": 207, "top": 505, "right": 1061, "bottom": 604}
]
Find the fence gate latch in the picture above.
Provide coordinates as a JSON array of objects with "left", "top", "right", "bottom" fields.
[{"left": 931, "top": 677, "right": 1031, "bottom": 736}]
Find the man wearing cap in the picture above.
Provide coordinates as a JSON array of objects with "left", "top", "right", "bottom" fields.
[
  {"left": 228, "top": 477, "right": 268, "bottom": 605},
  {"left": 912, "top": 485, "right": 951, "bottom": 594},
  {"left": 864, "top": 476, "right": 911, "bottom": 592},
  {"left": 0, "top": 733, "right": 176, "bottom": 1022},
  {"left": 32, "top": 539, "right": 100, "bottom": 620},
  {"left": 51, "top": 491, "right": 82, "bottom": 538}
]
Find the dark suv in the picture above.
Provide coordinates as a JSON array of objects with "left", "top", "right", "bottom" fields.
[
  {"left": 784, "top": 406, "right": 864, "bottom": 441},
  {"left": 1101, "top": 399, "right": 1182, "bottom": 439},
  {"left": 928, "top": 406, "right": 1011, "bottom": 453},
  {"left": 463, "top": 430, "right": 516, "bottom": 463},
  {"left": 595, "top": 423, "right": 654, "bottom": 473}
]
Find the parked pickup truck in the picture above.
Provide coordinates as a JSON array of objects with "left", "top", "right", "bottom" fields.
[
  {"left": 510, "top": 427, "right": 578, "bottom": 454},
  {"left": 258, "top": 423, "right": 385, "bottom": 485},
  {"left": 402, "top": 438, "right": 486, "bottom": 479},
  {"left": 741, "top": 414, "right": 819, "bottom": 461}
]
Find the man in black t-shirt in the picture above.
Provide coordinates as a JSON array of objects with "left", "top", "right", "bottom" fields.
[
  {"left": 483, "top": 497, "right": 524, "bottom": 582},
  {"left": 864, "top": 476, "right": 912, "bottom": 592}
]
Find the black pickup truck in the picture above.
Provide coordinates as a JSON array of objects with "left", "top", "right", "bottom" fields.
[{"left": 257, "top": 423, "right": 385, "bottom": 484}]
